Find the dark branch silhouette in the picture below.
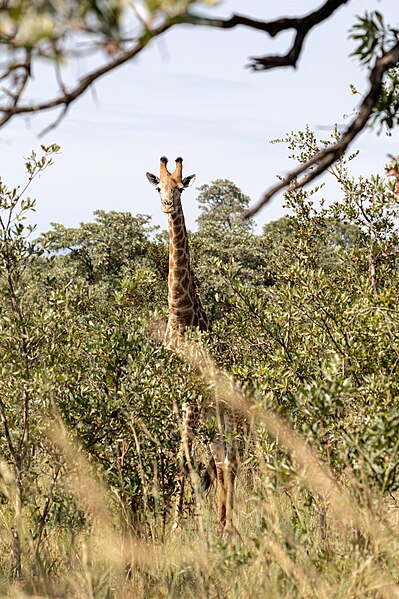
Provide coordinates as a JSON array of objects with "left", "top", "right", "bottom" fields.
[{"left": 177, "top": 0, "right": 350, "bottom": 70}]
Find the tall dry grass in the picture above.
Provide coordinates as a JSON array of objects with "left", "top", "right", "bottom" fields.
[{"left": 1, "top": 342, "right": 399, "bottom": 598}]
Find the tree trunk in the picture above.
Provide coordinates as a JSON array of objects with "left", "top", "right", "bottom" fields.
[{"left": 12, "top": 468, "right": 23, "bottom": 580}]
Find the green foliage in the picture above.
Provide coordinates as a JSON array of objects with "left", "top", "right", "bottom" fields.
[
  {"left": 42, "top": 277, "right": 201, "bottom": 524},
  {"left": 350, "top": 11, "right": 399, "bottom": 132},
  {"left": 42, "top": 210, "right": 161, "bottom": 288},
  {"left": 0, "top": 144, "right": 61, "bottom": 578},
  {"left": 196, "top": 178, "right": 252, "bottom": 231},
  {"left": 1, "top": 0, "right": 220, "bottom": 51},
  {"left": 192, "top": 179, "right": 272, "bottom": 319},
  {"left": 350, "top": 11, "right": 398, "bottom": 66},
  {"left": 371, "top": 66, "right": 399, "bottom": 132},
  {"left": 204, "top": 127, "right": 399, "bottom": 501},
  {"left": 1, "top": 138, "right": 399, "bottom": 594}
]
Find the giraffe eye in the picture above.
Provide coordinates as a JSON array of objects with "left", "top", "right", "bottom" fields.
[{"left": 156, "top": 187, "right": 161, "bottom": 192}]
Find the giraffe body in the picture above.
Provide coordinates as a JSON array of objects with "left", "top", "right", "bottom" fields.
[{"left": 146, "top": 156, "right": 236, "bottom": 533}]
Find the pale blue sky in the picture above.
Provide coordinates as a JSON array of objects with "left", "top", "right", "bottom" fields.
[{"left": 1, "top": 0, "right": 398, "bottom": 233}]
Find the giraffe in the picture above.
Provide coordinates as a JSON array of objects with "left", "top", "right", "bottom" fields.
[
  {"left": 146, "top": 156, "right": 208, "bottom": 341},
  {"left": 146, "top": 156, "right": 237, "bottom": 534}
]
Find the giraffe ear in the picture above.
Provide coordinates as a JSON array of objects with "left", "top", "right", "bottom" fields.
[
  {"left": 146, "top": 172, "right": 160, "bottom": 187},
  {"left": 182, "top": 174, "right": 196, "bottom": 188}
]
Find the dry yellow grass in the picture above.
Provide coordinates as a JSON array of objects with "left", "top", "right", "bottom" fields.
[{"left": 1, "top": 342, "right": 399, "bottom": 598}]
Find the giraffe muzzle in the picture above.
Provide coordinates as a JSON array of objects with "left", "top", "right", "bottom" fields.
[{"left": 162, "top": 199, "right": 174, "bottom": 213}]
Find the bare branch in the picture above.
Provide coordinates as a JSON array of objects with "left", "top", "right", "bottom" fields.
[
  {"left": 0, "top": 397, "right": 18, "bottom": 464},
  {"left": 250, "top": 29, "right": 307, "bottom": 71},
  {"left": 18, "top": 386, "right": 29, "bottom": 464},
  {"left": 0, "top": 49, "right": 31, "bottom": 107},
  {"left": 38, "top": 104, "right": 70, "bottom": 138},
  {"left": 243, "top": 41, "right": 399, "bottom": 219},
  {"left": 178, "top": 0, "right": 350, "bottom": 70},
  {"left": 0, "top": 59, "right": 30, "bottom": 82},
  {"left": 34, "top": 461, "right": 61, "bottom": 553}
]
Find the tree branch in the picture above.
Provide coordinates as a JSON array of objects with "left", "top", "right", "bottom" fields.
[
  {"left": 178, "top": 0, "right": 350, "bottom": 70},
  {"left": 0, "top": 396, "right": 18, "bottom": 464},
  {"left": 0, "top": 1, "right": 351, "bottom": 130},
  {"left": 0, "top": 21, "right": 173, "bottom": 129},
  {"left": 34, "top": 461, "right": 61, "bottom": 554},
  {"left": 243, "top": 41, "right": 399, "bottom": 219}
]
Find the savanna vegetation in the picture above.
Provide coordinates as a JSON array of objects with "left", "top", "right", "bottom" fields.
[{"left": 0, "top": 130, "right": 399, "bottom": 598}]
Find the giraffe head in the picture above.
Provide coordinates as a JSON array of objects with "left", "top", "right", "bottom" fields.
[{"left": 146, "top": 156, "right": 196, "bottom": 214}]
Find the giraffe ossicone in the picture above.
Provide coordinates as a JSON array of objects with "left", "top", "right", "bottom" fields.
[{"left": 146, "top": 155, "right": 196, "bottom": 216}]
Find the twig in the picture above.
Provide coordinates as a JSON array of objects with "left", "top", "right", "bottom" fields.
[
  {"left": 0, "top": 397, "right": 18, "bottom": 464},
  {"left": 34, "top": 462, "right": 61, "bottom": 554}
]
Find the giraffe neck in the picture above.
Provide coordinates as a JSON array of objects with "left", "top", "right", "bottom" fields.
[
  {"left": 167, "top": 204, "right": 208, "bottom": 332},
  {"left": 167, "top": 205, "right": 195, "bottom": 323}
]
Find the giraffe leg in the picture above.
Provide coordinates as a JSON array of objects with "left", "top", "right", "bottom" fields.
[
  {"left": 216, "top": 465, "right": 226, "bottom": 533},
  {"left": 172, "top": 468, "right": 185, "bottom": 530},
  {"left": 224, "top": 447, "right": 237, "bottom": 535},
  {"left": 172, "top": 402, "right": 195, "bottom": 530},
  {"left": 210, "top": 439, "right": 226, "bottom": 533}
]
